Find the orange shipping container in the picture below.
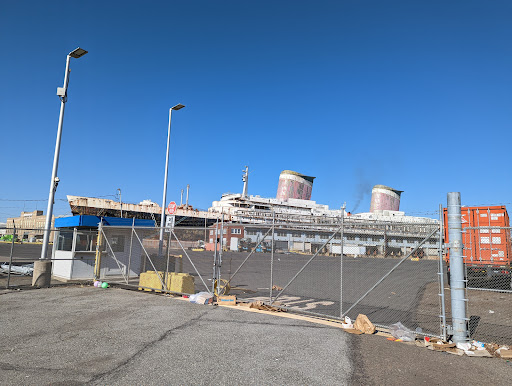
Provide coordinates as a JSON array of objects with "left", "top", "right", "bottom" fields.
[{"left": 443, "top": 206, "right": 511, "bottom": 268}]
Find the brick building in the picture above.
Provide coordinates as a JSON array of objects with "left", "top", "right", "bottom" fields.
[
  {"left": 6, "top": 210, "right": 55, "bottom": 241},
  {"left": 205, "top": 223, "right": 245, "bottom": 251}
]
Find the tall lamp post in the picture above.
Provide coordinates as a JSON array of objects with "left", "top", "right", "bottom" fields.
[
  {"left": 158, "top": 104, "right": 185, "bottom": 257},
  {"left": 117, "top": 188, "right": 123, "bottom": 218},
  {"left": 35, "top": 48, "right": 88, "bottom": 287}
]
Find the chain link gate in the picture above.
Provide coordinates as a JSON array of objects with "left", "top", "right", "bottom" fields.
[
  {"left": 95, "top": 212, "right": 447, "bottom": 339},
  {"left": 212, "top": 213, "right": 445, "bottom": 338},
  {"left": 98, "top": 223, "right": 212, "bottom": 296}
]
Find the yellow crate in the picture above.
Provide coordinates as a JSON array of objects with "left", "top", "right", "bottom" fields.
[
  {"left": 166, "top": 272, "right": 195, "bottom": 294},
  {"left": 138, "top": 271, "right": 165, "bottom": 292}
]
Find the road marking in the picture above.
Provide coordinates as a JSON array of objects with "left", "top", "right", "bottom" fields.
[{"left": 244, "top": 295, "right": 335, "bottom": 311}]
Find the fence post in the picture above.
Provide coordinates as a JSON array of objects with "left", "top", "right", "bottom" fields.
[
  {"left": 6, "top": 224, "right": 16, "bottom": 289},
  {"left": 93, "top": 219, "right": 103, "bottom": 280},
  {"left": 270, "top": 210, "right": 275, "bottom": 303},
  {"left": 212, "top": 219, "right": 219, "bottom": 294},
  {"left": 340, "top": 206, "right": 345, "bottom": 318},
  {"left": 447, "top": 192, "right": 469, "bottom": 343},
  {"left": 127, "top": 218, "right": 135, "bottom": 284},
  {"left": 438, "top": 204, "right": 447, "bottom": 340}
]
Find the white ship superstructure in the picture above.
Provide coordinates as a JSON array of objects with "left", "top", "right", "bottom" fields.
[
  {"left": 208, "top": 167, "right": 438, "bottom": 225},
  {"left": 210, "top": 193, "right": 343, "bottom": 221}
]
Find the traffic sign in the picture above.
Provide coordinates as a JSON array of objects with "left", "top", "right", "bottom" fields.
[
  {"left": 165, "top": 215, "right": 175, "bottom": 232},
  {"left": 167, "top": 201, "right": 177, "bottom": 215}
]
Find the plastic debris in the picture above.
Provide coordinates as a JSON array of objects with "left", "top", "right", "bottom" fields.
[
  {"left": 341, "top": 316, "right": 353, "bottom": 329},
  {"left": 456, "top": 342, "right": 472, "bottom": 355},
  {"left": 389, "top": 322, "right": 416, "bottom": 342},
  {"left": 0, "top": 263, "right": 34, "bottom": 276},
  {"left": 472, "top": 340, "right": 486, "bottom": 350},
  {"left": 189, "top": 292, "right": 213, "bottom": 305}
]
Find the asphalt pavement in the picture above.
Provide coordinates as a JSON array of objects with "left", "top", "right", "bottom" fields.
[
  {"left": 0, "top": 241, "right": 46, "bottom": 262},
  {"left": 1, "top": 286, "right": 511, "bottom": 385}
]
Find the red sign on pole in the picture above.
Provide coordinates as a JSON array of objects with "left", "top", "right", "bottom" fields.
[{"left": 167, "top": 201, "right": 177, "bottom": 215}]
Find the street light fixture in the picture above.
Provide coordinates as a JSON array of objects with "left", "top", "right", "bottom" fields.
[
  {"left": 158, "top": 104, "right": 185, "bottom": 257},
  {"left": 38, "top": 48, "right": 88, "bottom": 273},
  {"left": 69, "top": 47, "right": 88, "bottom": 58}
]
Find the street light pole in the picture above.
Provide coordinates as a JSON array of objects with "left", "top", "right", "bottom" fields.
[
  {"left": 158, "top": 104, "right": 185, "bottom": 257},
  {"left": 117, "top": 188, "right": 123, "bottom": 218},
  {"left": 35, "top": 48, "right": 87, "bottom": 286}
]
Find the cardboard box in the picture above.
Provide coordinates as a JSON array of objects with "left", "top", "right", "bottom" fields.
[
  {"left": 344, "top": 328, "right": 364, "bottom": 335},
  {"left": 217, "top": 295, "right": 237, "bottom": 306}
]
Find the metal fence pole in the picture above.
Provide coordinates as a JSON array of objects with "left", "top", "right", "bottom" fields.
[
  {"left": 6, "top": 224, "right": 16, "bottom": 289},
  {"left": 165, "top": 230, "right": 172, "bottom": 290},
  {"left": 218, "top": 215, "right": 224, "bottom": 287},
  {"left": 270, "top": 211, "right": 275, "bottom": 302},
  {"left": 438, "top": 204, "right": 447, "bottom": 340},
  {"left": 340, "top": 207, "right": 345, "bottom": 318},
  {"left": 212, "top": 219, "right": 219, "bottom": 294},
  {"left": 447, "top": 192, "right": 469, "bottom": 343},
  {"left": 127, "top": 218, "right": 135, "bottom": 284}
]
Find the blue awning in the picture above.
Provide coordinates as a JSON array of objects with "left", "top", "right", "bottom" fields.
[{"left": 55, "top": 215, "right": 156, "bottom": 229}]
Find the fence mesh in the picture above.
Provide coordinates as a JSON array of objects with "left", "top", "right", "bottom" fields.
[
  {"left": 458, "top": 226, "right": 512, "bottom": 345},
  {"left": 0, "top": 227, "right": 58, "bottom": 288},
  {"left": 99, "top": 225, "right": 212, "bottom": 295},
  {"left": 340, "top": 220, "right": 442, "bottom": 337},
  {"left": 212, "top": 217, "right": 444, "bottom": 338}
]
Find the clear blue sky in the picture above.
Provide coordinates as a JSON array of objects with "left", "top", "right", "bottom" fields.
[{"left": 1, "top": 0, "right": 511, "bottom": 222}]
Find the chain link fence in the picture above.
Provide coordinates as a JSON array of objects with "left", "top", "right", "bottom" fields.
[
  {"left": 4, "top": 212, "right": 511, "bottom": 346},
  {"left": 459, "top": 225, "right": 512, "bottom": 345},
  {"left": 207, "top": 215, "right": 445, "bottom": 338},
  {"left": 0, "top": 227, "right": 57, "bottom": 288}
]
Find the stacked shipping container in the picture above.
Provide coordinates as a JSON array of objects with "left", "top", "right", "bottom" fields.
[{"left": 443, "top": 206, "right": 511, "bottom": 281}]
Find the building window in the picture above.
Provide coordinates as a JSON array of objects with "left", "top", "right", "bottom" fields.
[
  {"left": 246, "top": 230, "right": 257, "bottom": 236},
  {"left": 231, "top": 228, "right": 241, "bottom": 235},
  {"left": 210, "top": 230, "right": 213, "bottom": 235}
]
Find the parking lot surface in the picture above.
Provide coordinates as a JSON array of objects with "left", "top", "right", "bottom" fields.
[{"left": 1, "top": 286, "right": 511, "bottom": 385}]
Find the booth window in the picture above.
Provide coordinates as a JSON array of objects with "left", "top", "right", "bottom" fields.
[
  {"left": 75, "top": 232, "right": 101, "bottom": 252},
  {"left": 57, "top": 231, "right": 74, "bottom": 251}
]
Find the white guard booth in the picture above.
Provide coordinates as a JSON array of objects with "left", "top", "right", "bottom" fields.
[{"left": 52, "top": 215, "right": 155, "bottom": 281}]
